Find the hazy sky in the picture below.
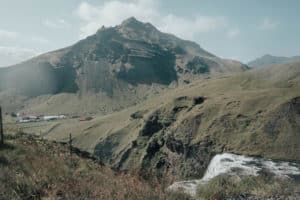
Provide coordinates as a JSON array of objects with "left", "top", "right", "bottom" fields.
[{"left": 0, "top": 0, "right": 299, "bottom": 66}]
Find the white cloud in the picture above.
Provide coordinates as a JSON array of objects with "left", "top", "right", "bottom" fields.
[
  {"left": 0, "top": 46, "right": 39, "bottom": 67},
  {"left": 160, "top": 14, "right": 226, "bottom": 40},
  {"left": 0, "top": 29, "right": 50, "bottom": 46},
  {"left": 227, "top": 28, "right": 240, "bottom": 39},
  {"left": 30, "top": 36, "right": 50, "bottom": 45},
  {"left": 76, "top": 0, "right": 227, "bottom": 40},
  {"left": 0, "top": 30, "right": 19, "bottom": 41},
  {"left": 259, "top": 17, "right": 278, "bottom": 30},
  {"left": 0, "top": 29, "right": 50, "bottom": 66},
  {"left": 43, "top": 19, "right": 69, "bottom": 29}
]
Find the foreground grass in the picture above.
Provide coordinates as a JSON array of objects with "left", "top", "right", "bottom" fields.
[
  {"left": 197, "top": 173, "right": 300, "bottom": 200},
  {"left": 0, "top": 133, "right": 172, "bottom": 200},
  {"left": 5, "top": 133, "right": 298, "bottom": 200}
]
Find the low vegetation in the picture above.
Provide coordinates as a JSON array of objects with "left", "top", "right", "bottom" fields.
[
  {"left": 2, "top": 132, "right": 299, "bottom": 200},
  {"left": 197, "top": 173, "right": 300, "bottom": 200},
  {"left": 0, "top": 133, "right": 172, "bottom": 200}
]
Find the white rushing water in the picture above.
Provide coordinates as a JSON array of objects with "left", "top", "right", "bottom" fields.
[{"left": 168, "top": 153, "right": 300, "bottom": 197}]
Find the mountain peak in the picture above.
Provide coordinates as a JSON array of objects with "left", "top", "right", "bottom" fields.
[
  {"left": 119, "top": 17, "right": 157, "bottom": 31},
  {"left": 262, "top": 54, "right": 273, "bottom": 58},
  {"left": 95, "top": 17, "right": 147, "bottom": 35},
  {"left": 122, "top": 17, "right": 139, "bottom": 24},
  {"left": 120, "top": 17, "right": 143, "bottom": 28}
]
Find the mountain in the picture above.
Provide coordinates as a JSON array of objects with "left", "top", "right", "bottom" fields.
[
  {"left": 248, "top": 54, "right": 300, "bottom": 68},
  {"left": 0, "top": 17, "right": 248, "bottom": 114}
]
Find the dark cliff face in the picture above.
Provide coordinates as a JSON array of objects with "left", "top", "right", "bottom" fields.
[
  {"left": 61, "top": 24, "right": 178, "bottom": 94},
  {"left": 116, "top": 42, "right": 177, "bottom": 85},
  {"left": 0, "top": 17, "right": 245, "bottom": 98}
]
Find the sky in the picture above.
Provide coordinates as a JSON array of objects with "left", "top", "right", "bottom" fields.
[{"left": 0, "top": 0, "right": 299, "bottom": 67}]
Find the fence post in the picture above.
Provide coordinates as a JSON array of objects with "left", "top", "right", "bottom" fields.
[
  {"left": 0, "top": 106, "right": 3, "bottom": 145},
  {"left": 69, "top": 133, "right": 72, "bottom": 157}
]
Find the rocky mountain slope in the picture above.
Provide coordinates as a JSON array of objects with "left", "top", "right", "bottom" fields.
[
  {"left": 0, "top": 17, "right": 247, "bottom": 114},
  {"left": 13, "top": 61, "right": 300, "bottom": 180},
  {"left": 248, "top": 54, "right": 300, "bottom": 68}
]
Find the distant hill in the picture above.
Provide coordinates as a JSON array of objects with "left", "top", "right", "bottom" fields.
[
  {"left": 248, "top": 54, "right": 300, "bottom": 68},
  {"left": 0, "top": 17, "right": 248, "bottom": 114}
]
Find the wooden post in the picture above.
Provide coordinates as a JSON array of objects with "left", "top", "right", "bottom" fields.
[
  {"left": 69, "top": 133, "right": 72, "bottom": 157},
  {"left": 0, "top": 106, "right": 3, "bottom": 145}
]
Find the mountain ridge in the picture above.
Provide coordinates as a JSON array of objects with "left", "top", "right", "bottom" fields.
[
  {"left": 248, "top": 54, "right": 300, "bottom": 68},
  {"left": 0, "top": 17, "right": 248, "bottom": 114}
]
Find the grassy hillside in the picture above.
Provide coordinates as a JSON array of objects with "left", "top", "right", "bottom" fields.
[{"left": 9, "top": 62, "right": 299, "bottom": 181}]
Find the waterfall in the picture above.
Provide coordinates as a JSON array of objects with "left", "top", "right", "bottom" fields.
[{"left": 168, "top": 153, "right": 300, "bottom": 197}]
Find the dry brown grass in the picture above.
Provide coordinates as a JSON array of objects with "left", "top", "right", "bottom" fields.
[
  {"left": 0, "top": 133, "right": 172, "bottom": 200},
  {"left": 196, "top": 173, "right": 300, "bottom": 200}
]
